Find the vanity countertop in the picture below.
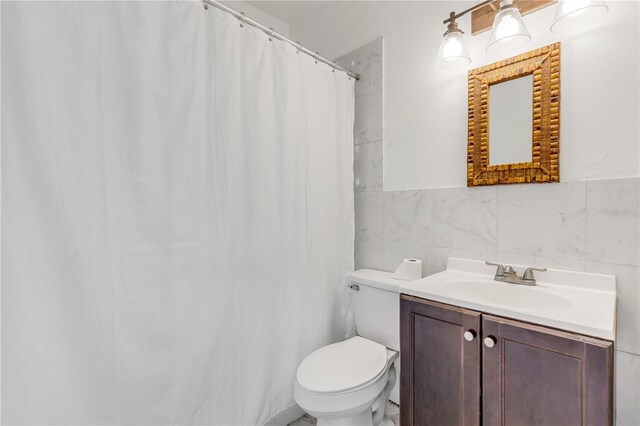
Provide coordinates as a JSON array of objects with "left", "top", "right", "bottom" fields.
[{"left": 399, "top": 258, "right": 616, "bottom": 341}]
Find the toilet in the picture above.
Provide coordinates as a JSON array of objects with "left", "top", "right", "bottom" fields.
[{"left": 294, "top": 269, "right": 401, "bottom": 426}]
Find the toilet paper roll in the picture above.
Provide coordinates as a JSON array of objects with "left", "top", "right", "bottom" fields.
[{"left": 393, "top": 258, "right": 423, "bottom": 281}]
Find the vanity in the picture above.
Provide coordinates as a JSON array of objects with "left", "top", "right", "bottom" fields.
[{"left": 398, "top": 258, "right": 616, "bottom": 426}]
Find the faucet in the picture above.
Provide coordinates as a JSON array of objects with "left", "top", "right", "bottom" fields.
[{"left": 486, "top": 261, "right": 547, "bottom": 286}]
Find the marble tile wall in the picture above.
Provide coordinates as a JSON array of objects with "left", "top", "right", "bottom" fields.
[
  {"left": 336, "top": 38, "right": 385, "bottom": 271},
  {"left": 338, "top": 39, "right": 640, "bottom": 425}
]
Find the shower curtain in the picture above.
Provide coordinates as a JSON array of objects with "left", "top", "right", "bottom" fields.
[{"left": 1, "top": 2, "right": 354, "bottom": 424}]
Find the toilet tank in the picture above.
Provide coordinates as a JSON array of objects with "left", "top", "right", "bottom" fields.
[{"left": 346, "top": 269, "right": 401, "bottom": 351}]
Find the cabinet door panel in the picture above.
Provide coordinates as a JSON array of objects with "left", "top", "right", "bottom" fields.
[
  {"left": 482, "top": 315, "right": 613, "bottom": 426},
  {"left": 400, "top": 295, "right": 481, "bottom": 426}
]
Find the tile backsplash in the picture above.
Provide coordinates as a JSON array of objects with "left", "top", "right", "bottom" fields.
[
  {"left": 361, "top": 179, "right": 639, "bottom": 352},
  {"left": 338, "top": 37, "right": 640, "bottom": 425}
]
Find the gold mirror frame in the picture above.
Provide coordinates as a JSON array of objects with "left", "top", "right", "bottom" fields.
[{"left": 467, "top": 42, "right": 560, "bottom": 187}]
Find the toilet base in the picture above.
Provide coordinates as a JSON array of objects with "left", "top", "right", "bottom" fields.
[
  {"left": 316, "top": 412, "right": 394, "bottom": 426},
  {"left": 377, "top": 416, "right": 394, "bottom": 426},
  {"left": 316, "top": 408, "right": 373, "bottom": 426}
]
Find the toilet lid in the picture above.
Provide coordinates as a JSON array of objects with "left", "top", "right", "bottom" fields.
[{"left": 296, "top": 336, "right": 388, "bottom": 394}]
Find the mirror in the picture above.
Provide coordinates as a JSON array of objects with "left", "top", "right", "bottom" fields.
[
  {"left": 467, "top": 43, "right": 560, "bottom": 186},
  {"left": 489, "top": 75, "right": 533, "bottom": 166}
]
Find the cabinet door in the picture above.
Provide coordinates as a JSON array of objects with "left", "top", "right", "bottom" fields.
[
  {"left": 482, "top": 315, "right": 613, "bottom": 426},
  {"left": 400, "top": 295, "right": 481, "bottom": 426}
]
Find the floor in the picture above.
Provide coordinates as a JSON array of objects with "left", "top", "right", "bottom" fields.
[{"left": 288, "top": 401, "right": 400, "bottom": 425}]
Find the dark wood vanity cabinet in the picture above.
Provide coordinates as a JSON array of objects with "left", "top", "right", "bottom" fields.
[
  {"left": 400, "top": 295, "right": 481, "bottom": 426},
  {"left": 400, "top": 294, "right": 614, "bottom": 426},
  {"left": 482, "top": 314, "right": 613, "bottom": 426}
]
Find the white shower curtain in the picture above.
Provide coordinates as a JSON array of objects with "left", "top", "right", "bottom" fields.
[{"left": 1, "top": 2, "right": 355, "bottom": 424}]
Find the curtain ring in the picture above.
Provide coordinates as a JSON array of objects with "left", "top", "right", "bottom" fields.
[
  {"left": 202, "top": 0, "right": 208, "bottom": 10},
  {"left": 315, "top": 52, "right": 319, "bottom": 64},
  {"left": 295, "top": 41, "right": 302, "bottom": 54},
  {"left": 268, "top": 27, "right": 274, "bottom": 42},
  {"left": 239, "top": 12, "right": 245, "bottom": 28}
]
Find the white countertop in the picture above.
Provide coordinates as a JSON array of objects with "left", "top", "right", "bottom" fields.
[{"left": 397, "top": 258, "right": 617, "bottom": 340}]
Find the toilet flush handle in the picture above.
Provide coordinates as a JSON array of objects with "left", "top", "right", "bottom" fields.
[{"left": 348, "top": 283, "right": 359, "bottom": 291}]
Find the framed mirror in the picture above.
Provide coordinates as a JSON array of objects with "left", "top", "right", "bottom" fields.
[{"left": 467, "top": 43, "right": 560, "bottom": 186}]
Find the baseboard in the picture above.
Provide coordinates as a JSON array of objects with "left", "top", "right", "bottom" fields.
[{"left": 264, "top": 404, "right": 306, "bottom": 426}]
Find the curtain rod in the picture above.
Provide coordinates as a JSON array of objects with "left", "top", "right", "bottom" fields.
[{"left": 202, "top": 0, "right": 360, "bottom": 80}]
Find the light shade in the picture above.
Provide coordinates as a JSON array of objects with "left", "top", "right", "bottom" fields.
[
  {"left": 551, "top": 0, "right": 609, "bottom": 32},
  {"left": 434, "top": 30, "right": 471, "bottom": 72},
  {"left": 486, "top": 0, "right": 531, "bottom": 54}
]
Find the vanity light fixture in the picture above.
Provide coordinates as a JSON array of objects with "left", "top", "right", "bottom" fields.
[
  {"left": 550, "top": 0, "right": 609, "bottom": 32},
  {"left": 434, "top": 12, "right": 472, "bottom": 72},
  {"left": 486, "top": 0, "right": 531, "bottom": 54},
  {"left": 435, "top": 0, "right": 608, "bottom": 72},
  {"left": 435, "top": 0, "right": 532, "bottom": 72}
]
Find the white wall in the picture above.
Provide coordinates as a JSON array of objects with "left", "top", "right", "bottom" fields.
[
  {"left": 222, "top": 0, "right": 290, "bottom": 36},
  {"left": 290, "top": 1, "right": 639, "bottom": 190}
]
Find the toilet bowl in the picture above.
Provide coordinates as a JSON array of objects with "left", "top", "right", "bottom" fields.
[{"left": 294, "top": 270, "right": 402, "bottom": 426}]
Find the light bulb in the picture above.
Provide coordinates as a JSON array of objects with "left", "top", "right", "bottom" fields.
[
  {"left": 496, "top": 14, "right": 519, "bottom": 39},
  {"left": 442, "top": 37, "right": 463, "bottom": 60},
  {"left": 486, "top": 1, "right": 531, "bottom": 54},
  {"left": 434, "top": 29, "right": 471, "bottom": 72}
]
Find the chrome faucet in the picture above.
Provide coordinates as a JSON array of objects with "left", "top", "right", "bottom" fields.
[{"left": 486, "top": 261, "right": 547, "bottom": 286}]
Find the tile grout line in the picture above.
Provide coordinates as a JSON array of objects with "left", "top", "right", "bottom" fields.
[
  {"left": 354, "top": 86, "right": 382, "bottom": 97},
  {"left": 354, "top": 138, "right": 383, "bottom": 147},
  {"left": 616, "top": 348, "right": 640, "bottom": 357}
]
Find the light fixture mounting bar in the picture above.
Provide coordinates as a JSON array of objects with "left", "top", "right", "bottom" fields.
[
  {"left": 443, "top": 0, "right": 495, "bottom": 24},
  {"left": 471, "top": 0, "right": 557, "bottom": 34},
  {"left": 443, "top": 0, "right": 557, "bottom": 32}
]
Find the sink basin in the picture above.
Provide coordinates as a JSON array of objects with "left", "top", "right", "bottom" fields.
[
  {"left": 445, "top": 280, "right": 572, "bottom": 309},
  {"left": 399, "top": 258, "right": 616, "bottom": 340}
]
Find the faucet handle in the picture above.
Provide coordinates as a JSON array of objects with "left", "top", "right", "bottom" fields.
[
  {"left": 486, "top": 261, "right": 506, "bottom": 276},
  {"left": 523, "top": 267, "right": 547, "bottom": 281}
]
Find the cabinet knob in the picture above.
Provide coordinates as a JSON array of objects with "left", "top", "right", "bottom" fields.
[
  {"left": 463, "top": 330, "right": 476, "bottom": 341},
  {"left": 484, "top": 336, "right": 497, "bottom": 348}
]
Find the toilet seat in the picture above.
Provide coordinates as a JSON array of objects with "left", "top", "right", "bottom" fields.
[{"left": 296, "top": 336, "right": 388, "bottom": 395}]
